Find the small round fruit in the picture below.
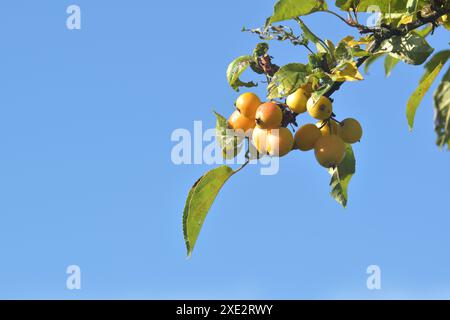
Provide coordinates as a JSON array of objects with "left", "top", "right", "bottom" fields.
[
  {"left": 255, "top": 102, "right": 283, "bottom": 129},
  {"left": 252, "top": 127, "right": 269, "bottom": 154},
  {"left": 294, "top": 124, "right": 322, "bottom": 151},
  {"left": 307, "top": 96, "right": 333, "bottom": 120},
  {"left": 340, "top": 118, "right": 362, "bottom": 144},
  {"left": 286, "top": 88, "right": 310, "bottom": 114},
  {"left": 316, "top": 120, "right": 342, "bottom": 136},
  {"left": 266, "top": 127, "right": 294, "bottom": 157},
  {"left": 228, "top": 110, "right": 255, "bottom": 134},
  {"left": 235, "top": 92, "right": 261, "bottom": 119},
  {"left": 314, "top": 135, "right": 346, "bottom": 168}
]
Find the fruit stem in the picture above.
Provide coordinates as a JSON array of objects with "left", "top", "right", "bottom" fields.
[
  {"left": 318, "top": 120, "right": 329, "bottom": 130},
  {"left": 331, "top": 117, "right": 343, "bottom": 126},
  {"left": 234, "top": 139, "right": 251, "bottom": 174}
]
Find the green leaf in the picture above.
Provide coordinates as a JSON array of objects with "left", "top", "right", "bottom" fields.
[
  {"left": 420, "top": 50, "right": 450, "bottom": 82},
  {"left": 226, "top": 55, "right": 258, "bottom": 91},
  {"left": 308, "top": 52, "right": 327, "bottom": 69},
  {"left": 356, "top": 0, "right": 427, "bottom": 13},
  {"left": 406, "top": 0, "right": 419, "bottom": 13},
  {"left": 407, "top": 61, "right": 445, "bottom": 130},
  {"left": 214, "top": 111, "right": 243, "bottom": 159},
  {"left": 335, "top": 41, "right": 353, "bottom": 64},
  {"left": 267, "top": 63, "right": 311, "bottom": 99},
  {"left": 335, "top": 0, "right": 358, "bottom": 11},
  {"left": 384, "top": 54, "right": 400, "bottom": 77},
  {"left": 434, "top": 67, "right": 450, "bottom": 149},
  {"left": 352, "top": 47, "right": 371, "bottom": 57},
  {"left": 363, "top": 53, "right": 385, "bottom": 74},
  {"left": 269, "top": 0, "right": 327, "bottom": 24},
  {"left": 329, "top": 144, "right": 356, "bottom": 208},
  {"left": 253, "top": 43, "right": 269, "bottom": 59},
  {"left": 297, "top": 19, "right": 331, "bottom": 55},
  {"left": 380, "top": 33, "right": 434, "bottom": 65},
  {"left": 307, "top": 71, "right": 334, "bottom": 98},
  {"left": 413, "top": 24, "right": 434, "bottom": 38},
  {"left": 183, "top": 165, "right": 235, "bottom": 257}
]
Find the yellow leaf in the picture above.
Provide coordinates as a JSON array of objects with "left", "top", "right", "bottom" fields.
[
  {"left": 398, "top": 14, "right": 415, "bottom": 26},
  {"left": 439, "top": 14, "right": 450, "bottom": 30},
  {"left": 340, "top": 35, "right": 372, "bottom": 48},
  {"left": 340, "top": 36, "right": 355, "bottom": 46},
  {"left": 332, "top": 62, "right": 364, "bottom": 82}
]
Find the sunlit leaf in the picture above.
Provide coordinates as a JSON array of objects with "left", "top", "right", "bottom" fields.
[
  {"left": 434, "top": 68, "right": 450, "bottom": 149},
  {"left": 297, "top": 18, "right": 331, "bottom": 55},
  {"left": 384, "top": 54, "right": 400, "bottom": 77},
  {"left": 397, "top": 13, "right": 415, "bottom": 26},
  {"left": 420, "top": 50, "right": 450, "bottom": 82},
  {"left": 363, "top": 53, "right": 385, "bottom": 74},
  {"left": 413, "top": 24, "right": 434, "bottom": 37},
  {"left": 380, "top": 33, "right": 434, "bottom": 65},
  {"left": 214, "top": 111, "right": 244, "bottom": 159},
  {"left": 269, "top": 0, "right": 327, "bottom": 24},
  {"left": 183, "top": 166, "right": 235, "bottom": 257},
  {"left": 356, "top": 0, "right": 427, "bottom": 13},
  {"left": 335, "top": 41, "right": 353, "bottom": 63},
  {"left": 329, "top": 144, "right": 356, "bottom": 208},
  {"left": 226, "top": 55, "right": 258, "bottom": 91},
  {"left": 268, "top": 63, "right": 311, "bottom": 99},
  {"left": 331, "top": 62, "right": 364, "bottom": 81},
  {"left": 335, "top": 0, "right": 358, "bottom": 11},
  {"left": 407, "top": 61, "right": 445, "bottom": 130},
  {"left": 441, "top": 14, "right": 450, "bottom": 30}
]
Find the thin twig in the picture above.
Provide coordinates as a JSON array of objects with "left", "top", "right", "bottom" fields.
[
  {"left": 323, "top": 9, "right": 355, "bottom": 28},
  {"left": 234, "top": 158, "right": 250, "bottom": 174}
]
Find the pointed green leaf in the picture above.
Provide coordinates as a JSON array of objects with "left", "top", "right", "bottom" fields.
[
  {"left": 434, "top": 67, "right": 450, "bottom": 149},
  {"left": 269, "top": 0, "right": 327, "bottom": 24},
  {"left": 267, "top": 63, "right": 311, "bottom": 99},
  {"left": 380, "top": 33, "right": 434, "bottom": 65},
  {"left": 363, "top": 53, "right": 385, "bottom": 74},
  {"left": 297, "top": 19, "right": 331, "bottom": 56},
  {"left": 420, "top": 50, "right": 450, "bottom": 82},
  {"left": 226, "top": 55, "right": 258, "bottom": 91},
  {"left": 335, "top": 0, "right": 358, "bottom": 11},
  {"left": 214, "top": 111, "right": 244, "bottom": 159},
  {"left": 335, "top": 41, "right": 353, "bottom": 64},
  {"left": 329, "top": 144, "right": 356, "bottom": 208},
  {"left": 407, "top": 61, "right": 445, "bottom": 130},
  {"left": 183, "top": 166, "right": 235, "bottom": 257},
  {"left": 384, "top": 54, "right": 400, "bottom": 77},
  {"left": 413, "top": 24, "right": 433, "bottom": 38}
]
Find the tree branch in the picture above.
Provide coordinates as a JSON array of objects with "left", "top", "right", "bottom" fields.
[
  {"left": 253, "top": 6, "right": 449, "bottom": 126},
  {"left": 324, "top": 6, "right": 449, "bottom": 98}
]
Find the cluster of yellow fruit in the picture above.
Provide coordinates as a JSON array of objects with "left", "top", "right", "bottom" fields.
[{"left": 227, "top": 87, "right": 363, "bottom": 168}]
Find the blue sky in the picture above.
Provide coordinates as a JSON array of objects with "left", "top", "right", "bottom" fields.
[{"left": 0, "top": 0, "right": 448, "bottom": 299}]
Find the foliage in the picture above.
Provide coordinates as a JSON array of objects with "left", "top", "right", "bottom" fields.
[{"left": 182, "top": 0, "right": 449, "bottom": 256}]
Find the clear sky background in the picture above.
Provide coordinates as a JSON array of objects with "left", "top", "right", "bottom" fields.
[{"left": 0, "top": 0, "right": 448, "bottom": 299}]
